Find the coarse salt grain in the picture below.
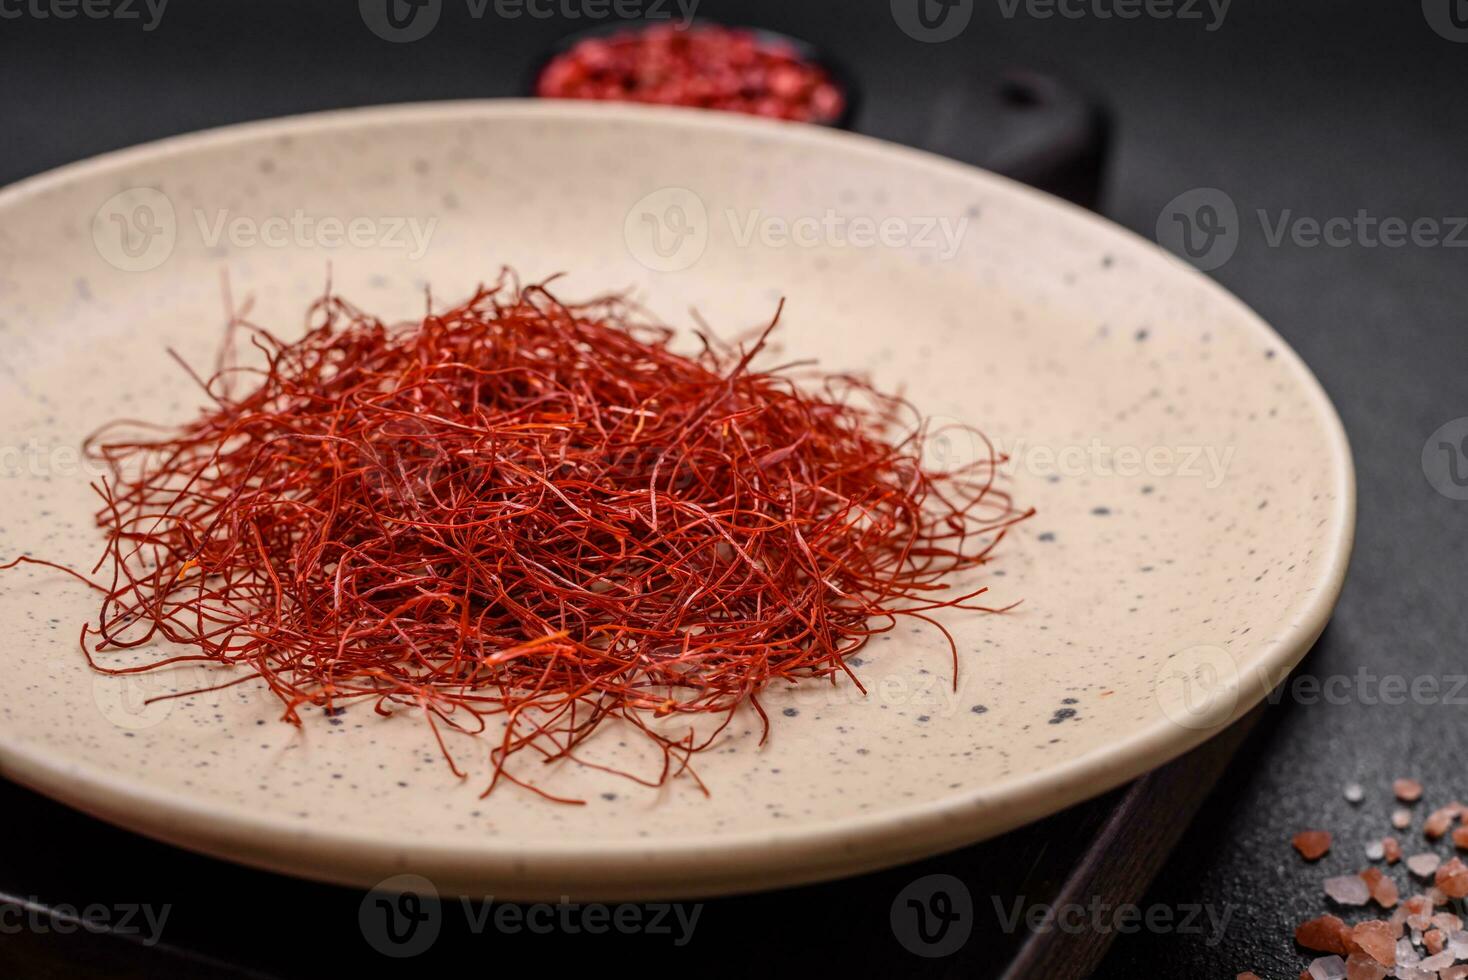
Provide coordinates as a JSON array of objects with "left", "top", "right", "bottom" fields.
[
  {"left": 1345, "top": 954, "right": 1388, "bottom": 980},
  {"left": 1361, "top": 867, "right": 1399, "bottom": 908},
  {"left": 1431, "top": 911, "right": 1462, "bottom": 932},
  {"left": 1344, "top": 782, "right": 1365, "bottom": 803},
  {"left": 1421, "top": 949, "right": 1455, "bottom": 971},
  {"left": 1349, "top": 920, "right": 1397, "bottom": 966},
  {"left": 1435, "top": 856, "right": 1468, "bottom": 898},
  {"left": 1296, "top": 914, "right": 1352, "bottom": 955},
  {"left": 1308, "top": 955, "right": 1347, "bottom": 980},
  {"left": 1324, "top": 875, "right": 1371, "bottom": 905},
  {"left": 1394, "top": 778, "right": 1424, "bottom": 802},
  {"left": 1393, "top": 809, "right": 1413, "bottom": 830},
  {"left": 1295, "top": 829, "right": 1334, "bottom": 861},
  {"left": 1365, "top": 839, "right": 1385, "bottom": 861},
  {"left": 1406, "top": 853, "right": 1441, "bottom": 878}
]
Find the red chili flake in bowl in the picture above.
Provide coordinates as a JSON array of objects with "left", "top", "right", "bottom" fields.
[{"left": 537, "top": 24, "right": 847, "bottom": 125}]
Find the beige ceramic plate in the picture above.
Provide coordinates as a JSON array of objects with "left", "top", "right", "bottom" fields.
[{"left": 0, "top": 100, "right": 1353, "bottom": 900}]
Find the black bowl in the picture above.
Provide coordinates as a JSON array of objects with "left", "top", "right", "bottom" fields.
[{"left": 526, "top": 20, "right": 860, "bottom": 130}]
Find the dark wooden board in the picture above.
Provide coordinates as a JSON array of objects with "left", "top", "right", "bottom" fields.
[{"left": 0, "top": 706, "right": 1257, "bottom": 979}]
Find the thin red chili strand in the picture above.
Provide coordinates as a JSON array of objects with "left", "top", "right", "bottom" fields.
[{"left": 4, "top": 271, "right": 1032, "bottom": 803}]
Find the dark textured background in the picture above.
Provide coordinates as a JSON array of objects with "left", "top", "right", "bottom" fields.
[{"left": 2, "top": 1, "right": 1466, "bottom": 975}]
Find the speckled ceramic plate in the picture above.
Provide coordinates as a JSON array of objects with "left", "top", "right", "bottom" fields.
[{"left": 0, "top": 101, "right": 1353, "bottom": 900}]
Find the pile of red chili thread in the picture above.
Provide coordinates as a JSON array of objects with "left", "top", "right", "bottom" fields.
[
  {"left": 8, "top": 273, "right": 1030, "bottom": 802},
  {"left": 537, "top": 23, "right": 847, "bottom": 125}
]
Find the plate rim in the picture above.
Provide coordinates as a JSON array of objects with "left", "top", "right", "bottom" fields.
[{"left": 0, "top": 98, "right": 1356, "bottom": 899}]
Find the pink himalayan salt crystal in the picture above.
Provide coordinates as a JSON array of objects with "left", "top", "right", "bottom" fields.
[
  {"left": 1450, "top": 929, "right": 1468, "bottom": 957},
  {"left": 1432, "top": 911, "right": 1464, "bottom": 932},
  {"left": 1296, "top": 914, "right": 1352, "bottom": 955},
  {"left": 1324, "top": 875, "right": 1371, "bottom": 905},
  {"left": 1349, "top": 919, "right": 1398, "bottom": 966},
  {"left": 1392, "top": 809, "right": 1413, "bottom": 830},
  {"left": 1424, "top": 805, "right": 1459, "bottom": 840},
  {"left": 1453, "top": 826, "right": 1468, "bottom": 850},
  {"left": 1406, "top": 895, "right": 1435, "bottom": 930},
  {"left": 1443, "top": 966, "right": 1468, "bottom": 980},
  {"left": 1407, "top": 852, "right": 1441, "bottom": 878},
  {"left": 1422, "top": 949, "right": 1456, "bottom": 971},
  {"left": 1388, "top": 906, "right": 1409, "bottom": 935},
  {"left": 1308, "top": 956, "right": 1347, "bottom": 980},
  {"left": 1424, "top": 927, "right": 1446, "bottom": 954},
  {"left": 1384, "top": 837, "right": 1403, "bottom": 864},
  {"left": 1359, "top": 867, "right": 1399, "bottom": 908},
  {"left": 1435, "top": 856, "right": 1468, "bottom": 898},
  {"left": 1395, "top": 778, "right": 1424, "bottom": 802},
  {"left": 1294, "top": 829, "right": 1334, "bottom": 861},
  {"left": 1345, "top": 954, "right": 1387, "bottom": 980},
  {"left": 1428, "top": 885, "right": 1449, "bottom": 905},
  {"left": 1236, "top": 974, "right": 1262, "bottom": 980}
]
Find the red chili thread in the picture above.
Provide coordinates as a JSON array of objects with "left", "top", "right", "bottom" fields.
[
  {"left": 537, "top": 23, "right": 847, "bottom": 125},
  {"left": 5, "top": 271, "right": 1032, "bottom": 802}
]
